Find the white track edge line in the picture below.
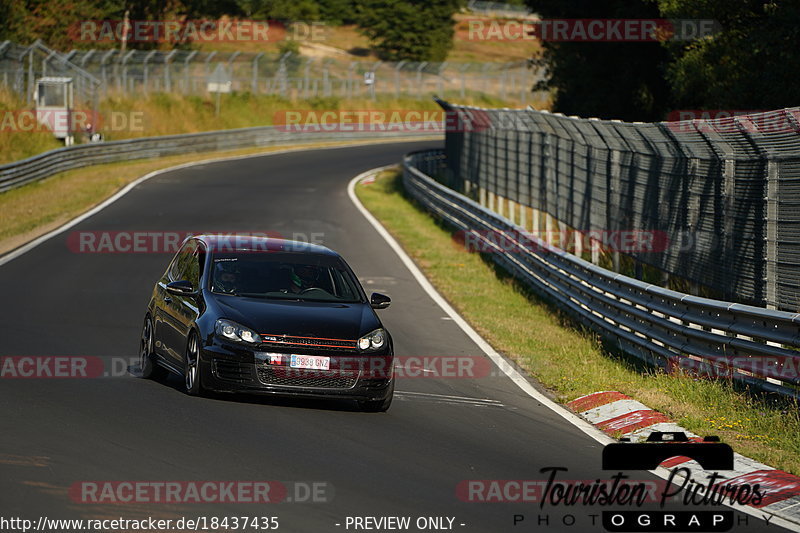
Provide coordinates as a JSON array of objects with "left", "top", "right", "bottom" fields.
[
  {"left": 348, "top": 166, "right": 800, "bottom": 532},
  {"left": 347, "top": 167, "right": 614, "bottom": 445},
  {"left": 0, "top": 137, "right": 440, "bottom": 268}
]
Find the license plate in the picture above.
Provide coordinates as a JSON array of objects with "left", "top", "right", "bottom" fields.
[{"left": 290, "top": 355, "right": 330, "bottom": 371}]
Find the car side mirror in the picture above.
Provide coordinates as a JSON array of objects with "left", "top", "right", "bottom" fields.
[
  {"left": 370, "top": 292, "right": 391, "bottom": 309},
  {"left": 166, "top": 280, "right": 195, "bottom": 295}
]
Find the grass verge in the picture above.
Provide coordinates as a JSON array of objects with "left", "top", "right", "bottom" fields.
[
  {"left": 0, "top": 138, "right": 436, "bottom": 256},
  {"left": 0, "top": 90, "right": 512, "bottom": 164},
  {"left": 356, "top": 169, "right": 800, "bottom": 475}
]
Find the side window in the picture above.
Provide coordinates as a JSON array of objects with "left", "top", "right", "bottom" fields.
[
  {"left": 166, "top": 253, "right": 183, "bottom": 281},
  {"left": 184, "top": 246, "right": 202, "bottom": 287},
  {"left": 196, "top": 244, "right": 206, "bottom": 286},
  {"left": 169, "top": 240, "right": 197, "bottom": 282}
]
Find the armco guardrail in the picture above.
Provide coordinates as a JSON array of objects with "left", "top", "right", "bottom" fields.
[
  {"left": 0, "top": 125, "right": 442, "bottom": 194},
  {"left": 404, "top": 149, "right": 800, "bottom": 398}
]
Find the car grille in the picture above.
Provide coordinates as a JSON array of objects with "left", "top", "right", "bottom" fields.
[
  {"left": 259, "top": 334, "right": 358, "bottom": 352},
  {"left": 256, "top": 365, "right": 359, "bottom": 389},
  {"left": 213, "top": 359, "right": 253, "bottom": 383}
]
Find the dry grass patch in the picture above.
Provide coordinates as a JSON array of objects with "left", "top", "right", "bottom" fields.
[
  {"left": 2, "top": 92, "right": 508, "bottom": 163},
  {"left": 356, "top": 169, "right": 800, "bottom": 475}
]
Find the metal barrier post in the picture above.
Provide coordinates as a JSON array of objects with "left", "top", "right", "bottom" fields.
[
  {"left": 183, "top": 51, "right": 198, "bottom": 93},
  {"left": 766, "top": 160, "right": 779, "bottom": 309},
  {"left": 252, "top": 53, "right": 263, "bottom": 94}
]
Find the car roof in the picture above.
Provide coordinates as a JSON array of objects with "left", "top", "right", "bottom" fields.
[{"left": 193, "top": 234, "right": 340, "bottom": 257}]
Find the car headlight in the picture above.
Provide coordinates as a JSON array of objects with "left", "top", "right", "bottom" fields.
[
  {"left": 215, "top": 319, "right": 261, "bottom": 344},
  {"left": 358, "top": 328, "right": 386, "bottom": 352}
]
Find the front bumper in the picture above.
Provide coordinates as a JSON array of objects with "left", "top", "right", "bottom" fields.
[{"left": 199, "top": 341, "right": 394, "bottom": 402}]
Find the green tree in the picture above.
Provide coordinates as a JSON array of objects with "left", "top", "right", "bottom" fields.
[
  {"left": 0, "top": 1, "right": 29, "bottom": 42},
  {"left": 317, "top": 0, "right": 358, "bottom": 25},
  {"left": 233, "top": 0, "right": 320, "bottom": 21},
  {"left": 356, "top": 0, "right": 463, "bottom": 62},
  {"left": 526, "top": 0, "right": 671, "bottom": 121},
  {"left": 526, "top": 0, "right": 800, "bottom": 120},
  {"left": 657, "top": 0, "right": 800, "bottom": 110},
  {"left": 0, "top": 0, "right": 123, "bottom": 49}
]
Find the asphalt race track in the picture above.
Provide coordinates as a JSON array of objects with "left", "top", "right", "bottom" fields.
[{"left": 0, "top": 141, "right": 785, "bottom": 532}]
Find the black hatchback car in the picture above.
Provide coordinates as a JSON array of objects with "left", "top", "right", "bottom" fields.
[{"left": 139, "top": 235, "right": 395, "bottom": 411}]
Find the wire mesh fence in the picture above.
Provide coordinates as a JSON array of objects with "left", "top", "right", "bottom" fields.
[
  {"left": 404, "top": 149, "right": 800, "bottom": 398},
  {"left": 438, "top": 100, "right": 800, "bottom": 312},
  {"left": 0, "top": 41, "right": 101, "bottom": 112},
  {"left": 0, "top": 40, "right": 542, "bottom": 105}
]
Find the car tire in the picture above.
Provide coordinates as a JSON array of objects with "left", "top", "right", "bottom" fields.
[
  {"left": 184, "top": 332, "right": 206, "bottom": 396},
  {"left": 359, "top": 381, "right": 394, "bottom": 412},
  {"left": 140, "top": 315, "right": 166, "bottom": 380}
]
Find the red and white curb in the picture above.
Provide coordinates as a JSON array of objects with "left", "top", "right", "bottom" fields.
[{"left": 568, "top": 391, "right": 800, "bottom": 527}]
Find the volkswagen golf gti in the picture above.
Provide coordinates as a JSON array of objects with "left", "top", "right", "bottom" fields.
[{"left": 139, "top": 234, "right": 395, "bottom": 411}]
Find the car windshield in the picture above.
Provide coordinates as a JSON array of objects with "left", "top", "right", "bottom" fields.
[{"left": 209, "top": 251, "right": 364, "bottom": 303}]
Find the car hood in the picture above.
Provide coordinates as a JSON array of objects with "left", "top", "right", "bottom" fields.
[{"left": 211, "top": 294, "right": 378, "bottom": 339}]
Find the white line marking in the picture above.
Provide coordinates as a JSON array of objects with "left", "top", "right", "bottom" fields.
[
  {"left": 395, "top": 391, "right": 504, "bottom": 407},
  {"left": 397, "top": 390, "right": 503, "bottom": 403},
  {"left": 0, "top": 138, "right": 439, "bottom": 268},
  {"left": 348, "top": 167, "right": 800, "bottom": 532},
  {"left": 406, "top": 367, "right": 437, "bottom": 373},
  {"left": 347, "top": 168, "right": 613, "bottom": 444}
]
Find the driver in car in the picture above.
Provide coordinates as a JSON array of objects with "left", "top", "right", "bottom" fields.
[
  {"left": 288, "top": 264, "right": 320, "bottom": 293},
  {"left": 213, "top": 262, "right": 240, "bottom": 294}
]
